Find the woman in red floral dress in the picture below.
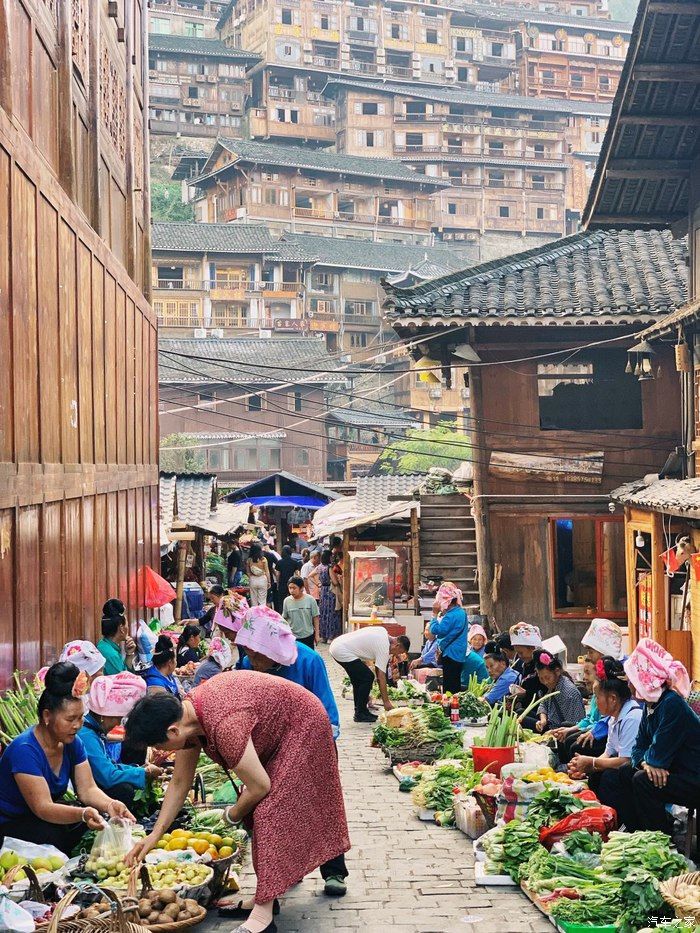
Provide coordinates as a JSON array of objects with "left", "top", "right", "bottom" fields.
[{"left": 124, "top": 671, "right": 350, "bottom": 933}]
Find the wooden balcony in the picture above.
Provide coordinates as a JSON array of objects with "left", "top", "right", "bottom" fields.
[
  {"left": 385, "top": 64, "right": 413, "bottom": 78},
  {"left": 156, "top": 312, "right": 204, "bottom": 327},
  {"left": 154, "top": 279, "right": 205, "bottom": 291},
  {"left": 245, "top": 281, "right": 304, "bottom": 296}
]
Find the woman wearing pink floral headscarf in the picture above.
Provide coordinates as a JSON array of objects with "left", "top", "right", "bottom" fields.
[
  {"left": 429, "top": 582, "right": 467, "bottom": 694},
  {"left": 595, "top": 638, "right": 700, "bottom": 833}
]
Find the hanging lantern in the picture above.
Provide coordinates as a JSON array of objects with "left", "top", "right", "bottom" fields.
[{"left": 627, "top": 339, "right": 656, "bottom": 382}]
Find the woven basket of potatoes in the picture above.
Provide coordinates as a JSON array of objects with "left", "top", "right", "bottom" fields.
[{"left": 130, "top": 888, "right": 206, "bottom": 930}]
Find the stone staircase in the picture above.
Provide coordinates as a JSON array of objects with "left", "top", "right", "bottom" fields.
[{"left": 419, "top": 493, "right": 480, "bottom": 606}]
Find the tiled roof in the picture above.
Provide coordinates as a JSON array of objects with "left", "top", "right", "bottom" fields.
[
  {"left": 147, "top": 34, "right": 259, "bottom": 61},
  {"left": 152, "top": 222, "right": 281, "bottom": 254},
  {"left": 177, "top": 431, "right": 287, "bottom": 441},
  {"left": 633, "top": 297, "right": 700, "bottom": 343},
  {"left": 583, "top": 0, "right": 700, "bottom": 229},
  {"left": 356, "top": 475, "right": 423, "bottom": 514},
  {"left": 324, "top": 78, "right": 612, "bottom": 118},
  {"left": 328, "top": 405, "right": 416, "bottom": 429},
  {"left": 159, "top": 336, "right": 347, "bottom": 386},
  {"left": 159, "top": 472, "right": 218, "bottom": 528},
  {"left": 199, "top": 138, "right": 451, "bottom": 188},
  {"left": 383, "top": 229, "right": 688, "bottom": 327},
  {"left": 611, "top": 478, "right": 700, "bottom": 519},
  {"left": 461, "top": 2, "right": 632, "bottom": 32},
  {"left": 275, "top": 233, "right": 467, "bottom": 275}
]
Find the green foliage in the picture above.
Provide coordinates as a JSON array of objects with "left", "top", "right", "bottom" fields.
[
  {"left": 376, "top": 423, "right": 470, "bottom": 475},
  {"left": 159, "top": 434, "right": 206, "bottom": 473},
  {"left": 151, "top": 181, "right": 194, "bottom": 222}
]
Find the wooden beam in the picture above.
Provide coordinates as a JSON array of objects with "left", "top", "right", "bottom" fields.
[
  {"left": 633, "top": 63, "right": 700, "bottom": 82},
  {"left": 592, "top": 213, "right": 686, "bottom": 225},
  {"left": 607, "top": 158, "right": 692, "bottom": 172},
  {"left": 466, "top": 365, "right": 493, "bottom": 619},
  {"left": 619, "top": 114, "right": 700, "bottom": 127},
  {"left": 607, "top": 168, "right": 690, "bottom": 180},
  {"left": 0, "top": 0, "right": 11, "bottom": 116},
  {"left": 648, "top": 1, "right": 700, "bottom": 13}
]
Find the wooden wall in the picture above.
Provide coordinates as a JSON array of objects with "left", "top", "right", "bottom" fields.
[{"left": 0, "top": 0, "right": 158, "bottom": 686}]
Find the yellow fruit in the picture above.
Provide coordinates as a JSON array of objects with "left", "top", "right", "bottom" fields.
[
  {"left": 190, "top": 840, "right": 209, "bottom": 855},
  {"left": 156, "top": 840, "right": 168, "bottom": 849},
  {"left": 166, "top": 839, "right": 188, "bottom": 851},
  {"left": 170, "top": 829, "right": 189, "bottom": 839},
  {"left": 220, "top": 837, "right": 234, "bottom": 848},
  {"left": 208, "top": 834, "right": 223, "bottom": 847},
  {"left": 207, "top": 847, "right": 219, "bottom": 861},
  {"left": 218, "top": 846, "right": 234, "bottom": 859}
]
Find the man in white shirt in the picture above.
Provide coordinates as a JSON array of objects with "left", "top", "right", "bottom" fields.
[
  {"left": 329, "top": 627, "right": 411, "bottom": 723},
  {"left": 301, "top": 550, "right": 321, "bottom": 600}
]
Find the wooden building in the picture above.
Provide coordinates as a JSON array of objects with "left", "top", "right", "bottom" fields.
[
  {"left": 148, "top": 33, "right": 259, "bottom": 138},
  {"left": 150, "top": 0, "right": 228, "bottom": 40},
  {"left": 384, "top": 228, "right": 689, "bottom": 656},
  {"left": 582, "top": 0, "right": 700, "bottom": 675},
  {"left": 0, "top": 0, "right": 157, "bottom": 686}
]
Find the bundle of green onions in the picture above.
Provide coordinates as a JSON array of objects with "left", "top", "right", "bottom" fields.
[
  {"left": 0, "top": 673, "right": 40, "bottom": 744},
  {"left": 462, "top": 673, "right": 490, "bottom": 698},
  {"left": 473, "top": 691, "right": 559, "bottom": 747}
]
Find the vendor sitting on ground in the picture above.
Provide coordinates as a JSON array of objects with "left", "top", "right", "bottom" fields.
[
  {"left": 461, "top": 647, "right": 489, "bottom": 689},
  {"left": 509, "top": 623, "right": 545, "bottom": 726},
  {"left": 594, "top": 638, "right": 700, "bottom": 834},
  {"left": 142, "top": 636, "right": 182, "bottom": 697},
  {"left": 534, "top": 649, "right": 586, "bottom": 733},
  {"left": 483, "top": 651, "right": 519, "bottom": 704},
  {"left": 567, "top": 657, "right": 642, "bottom": 788},
  {"left": 198, "top": 585, "right": 226, "bottom": 637},
  {"left": 468, "top": 624, "right": 488, "bottom": 658},
  {"left": 192, "top": 636, "right": 233, "bottom": 687},
  {"left": 97, "top": 599, "right": 137, "bottom": 675},
  {"left": 0, "top": 662, "right": 134, "bottom": 853},
  {"left": 176, "top": 624, "right": 202, "bottom": 668},
  {"left": 79, "top": 673, "right": 163, "bottom": 807},
  {"left": 409, "top": 624, "right": 439, "bottom": 672}
]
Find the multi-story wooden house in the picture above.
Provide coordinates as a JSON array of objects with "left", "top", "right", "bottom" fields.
[
  {"left": 159, "top": 336, "right": 346, "bottom": 483},
  {"left": 149, "top": 34, "right": 260, "bottom": 137},
  {"left": 188, "top": 137, "right": 451, "bottom": 243},
  {"left": 151, "top": 221, "right": 463, "bottom": 353},
  {"left": 383, "top": 229, "right": 689, "bottom": 655},
  {"left": 150, "top": 0, "right": 228, "bottom": 40},
  {"left": 0, "top": 0, "right": 157, "bottom": 683}
]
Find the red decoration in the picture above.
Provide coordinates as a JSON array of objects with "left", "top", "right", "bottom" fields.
[
  {"left": 661, "top": 547, "right": 680, "bottom": 574},
  {"left": 691, "top": 553, "right": 700, "bottom": 582}
]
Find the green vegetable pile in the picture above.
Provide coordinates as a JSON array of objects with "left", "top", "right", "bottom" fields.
[
  {"left": 563, "top": 829, "right": 603, "bottom": 856},
  {"left": 372, "top": 707, "right": 457, "bottom": 749},
  {"left": 501, "top": 820, "right": 541, "bottom": 882},
  {"left": 473, "top": 690, "right": 559, "bottom": 747},
  {"left": 0, "top": 673, "right": 40, "bottom": 744},
  {"left": 600, "top": 831, "right": 688, "bottom": 881},
  {"left": 458, "top": 691, "right": 490, "bottom": 720},
  {"left": 462, "top": 674, "right": 491, "bottom": 699},
  {"left": 525, "top": 787, "right": 586, "bottom": 830}
]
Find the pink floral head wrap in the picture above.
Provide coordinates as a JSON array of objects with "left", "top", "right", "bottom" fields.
[
  {"left": 582, "top": 618, "right": 623, "bottom": 660},
  {"left": 207, "top": 635, "right": 232, "bottom": 670},
  {"left": 214, "top": 593, "right": 249, "bottom": 633},
  {"left": 236, "top": 606, "right": 298, "bottom": 667},
  {"left": 624, "top": 637, "right": 691, "bottom": 703},
  {"left": 89, "top": 672, "right": 147, "bottom": 718},
  {"left": 434, "top": 582, "right": 463, "bottom": 613},
  {"left": 60, "top": 640, "right": 106, "bottom": 676},
  {"left": 34, "top": 667, "right": 49, "bottom": 690},
  {"left": 509, "top": 622, "right": 542, "bottom": 648}
]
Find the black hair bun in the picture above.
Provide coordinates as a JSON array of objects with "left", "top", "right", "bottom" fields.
[
  {"left": 103, "top": 598, "right": 126, "bottom": 619},
  {"left": 154, "top": 635, "right": 175, "bottom": 659},
  {"left": 602, "top": 656, "right": 624, "bottom": 679},
  {"left": 43, "top": 661, "right": 80, "bottom": 696}
]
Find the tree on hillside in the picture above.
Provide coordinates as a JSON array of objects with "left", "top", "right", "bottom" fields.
[
  {"left": 160, "top": 434, "right": 206, "bottom": 473},
  {"left": 151, "top": 182, "right": 194, "bottom": 222},
  {"left": 374, "top": 423, "right": 470, "bottom": 475}
]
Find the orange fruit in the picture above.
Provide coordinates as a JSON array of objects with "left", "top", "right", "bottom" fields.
[
  {"left": 167, "top": 838, "right": 188, "bottom": 851},
  {"left": 190, "top": 839, "right": 209, "bottom": 855},
  {"left": 207, "top": 847, "right": 219, "bottom": 860},
  {"left": 170, "top": 829, "right": 189, "bottom": 839}
]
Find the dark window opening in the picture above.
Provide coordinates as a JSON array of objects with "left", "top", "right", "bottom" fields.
[
  {"left": 551, "top": 517, "right": 626, "bottom": 616},
  {"left": 448, "top": 202, "right": 457, "bottom": 215},
  {"left": 321, "top": 15, "right": 329, "bottom": 28},
  {"left": 391, "top": 23, "right": 400, "bottom": 38},
  {"left": 538, "top": 350, "right": 643, "bottom": 430},
  {"left": 498, "top": 205, "right": 509, "bottom": 217},
  {"left": 281, "top": 8, "right": 292, "bottom": 24},
  {"left": 248, "top": 394, "right": 262, "bottom": 412},
  {"left": 426, "top": 28, "right": 438, "bottom": 43},
  {"left": 293, "top": 391, "right": 302, "bottom": 412},
  {"left": 362, "top": 102, "right": 378, "bottom": 115}
]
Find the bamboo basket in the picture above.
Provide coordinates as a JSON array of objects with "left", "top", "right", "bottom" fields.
[
  {"left": 3, "top": 863, "right": 45, "bottom": 903},
  {"left": 122, "top": 866, "right": 208, "bottom": 932},
  {"left": 660, "top": 871, "right": 700, "bottom": 922},
  {"left": 385, "top": 741, "right": 445, "bottom": 765},
  {"left": 44, "top": 884, "right": 152, "bottom": 933}
]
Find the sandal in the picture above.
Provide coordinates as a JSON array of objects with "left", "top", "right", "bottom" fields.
[{"left": 218, "top": 899, "right": 280, "bottom": 918}]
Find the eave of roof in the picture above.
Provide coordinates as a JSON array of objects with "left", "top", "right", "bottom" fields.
[{"left": 147, "top": 33, "right": 260, "bottom": 62}]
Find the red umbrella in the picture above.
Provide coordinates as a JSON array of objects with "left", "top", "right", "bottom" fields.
[{"left": 137, "top": 565, "right": 177, "bottom": 608}]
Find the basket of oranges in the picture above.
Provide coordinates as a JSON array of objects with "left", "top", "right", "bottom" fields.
[{"left": 156, "top": 829, "right": 238, "bottom": 863}]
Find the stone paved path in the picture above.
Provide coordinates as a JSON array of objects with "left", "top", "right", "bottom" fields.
[{"left": 203, "top": 649, "right": 552, "bottom": 933}]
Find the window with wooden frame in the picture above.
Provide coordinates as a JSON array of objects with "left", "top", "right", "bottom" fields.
[{"left": 549, "top": 516, "right": 626, "bottom": 618}]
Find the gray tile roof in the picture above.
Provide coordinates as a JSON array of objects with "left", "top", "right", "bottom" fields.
[
  {"left": 328, "top": 405, "right": 417, "bottom": 429},
  {"left": 159, "top": 336, "right": 347, "bottom": 386},
  {"left": 383, "top": 228, "right": 688, "bottom": 327},
  {"left": 147, "top": 34, "right": 259, "bottom": 62},
  {"left": 611, "top": 478, "right": 700, "bottom": 519},
  {"left": 324, "top": 78, "right": 613, "bottom": 118},
  {"left": 460, "top": 2, "right": 632, "bottom": 32},
  {"left": 355, "top": 474, "right": 423, "bottom": 514},
  {"left": 178, "top": 431, "right": 287, "bottom": 441},
  {"left": 160, "top": 472, "right": 218, "bottom": 528},
  {"left": 276, "top": 233, "right": 468, "bottom": 275},
  {"left": 152, "top": 222, "right": 281, "bottom": 254},
  {"left": 199, "top": 138, "right": 451, "bottom": 188}
]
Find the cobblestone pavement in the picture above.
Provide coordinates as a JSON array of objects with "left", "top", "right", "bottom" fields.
[{"left": 203, "top": 649, "right": 552, "bottom": 933}]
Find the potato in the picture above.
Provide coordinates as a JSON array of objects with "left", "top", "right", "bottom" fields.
[
  {"left": 184, "top": 898, "right": 199, "bottom": 912},
  {"left": 157, "top": 912, "right": 172, "bottom": 924},
  {"left": 164, "top": 903, "right": 180, "bottom": 920},
  {"left": 147, "top": 911, "right": 160, "bottom": 924},
  {"left": 148, "top": 889, "right": 161, "bottom": 903},
  {"left": 159, "top": 888, "right": 177, "bottom": 905},
  {"left": 138, "top": 899, "right": 152, "bottom": 918}
]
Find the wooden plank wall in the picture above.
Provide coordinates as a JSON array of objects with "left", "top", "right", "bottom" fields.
[{"left": 0, "top": 0, "right": 158, "bottom": 687}]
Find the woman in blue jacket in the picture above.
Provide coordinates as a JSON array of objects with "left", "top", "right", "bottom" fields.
[
  {"left": 429, "top": 582, "right": 468, "bottom": 694},
  {"left": 79, "top": 673, "right": 163, "bottom": 807}
]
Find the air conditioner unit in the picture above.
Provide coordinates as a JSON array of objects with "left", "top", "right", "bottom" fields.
[
  {"left": 428, "top": 387, "right": 443, "bottom": 399},
  {"left": 193, "top": 328, "right": 207, "bottom": 339},
  {"left": 211, "top": 328, "right": 224, "bottom": 338}
]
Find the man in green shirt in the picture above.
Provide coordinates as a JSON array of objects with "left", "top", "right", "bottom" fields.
[
  {"left": 96, "top": 600, "right": 136, "bottom": 675},
  {"left": 282, "top": 577, "right": 319, "bottom": 650}
]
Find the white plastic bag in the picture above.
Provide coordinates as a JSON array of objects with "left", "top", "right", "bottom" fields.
[
  {"left": 0, "top": 889, "right": 35, "bottom": 931},
  {"left": 136, "top": 619, "right": 158, "bottom": 664},
  {"left": 86, "top": 819, "right": 133, "bottom": 881}
]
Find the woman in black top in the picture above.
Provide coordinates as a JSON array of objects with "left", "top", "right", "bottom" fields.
[
  {"left": 275, "top": 546, "right": 299, "bottom": 613},
  {"left": 176, "top": 624, "right": 201, "bottom": 667}
]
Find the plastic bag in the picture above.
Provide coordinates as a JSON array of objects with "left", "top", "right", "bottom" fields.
[
  {"left": 136, "top": 619, "right": 158, "bottom": 665},
  {"left": 0, "top": 889, "right": 35, "bottom": 931},
  {"left": 538, "top": 805, "right": 617, "bottom": 849},
  {"left": 88, "top": 819, "right": 133, "bottom": 876}
]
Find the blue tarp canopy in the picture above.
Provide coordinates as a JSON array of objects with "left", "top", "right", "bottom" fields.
[{"left": 243, "top": 495, "right": 328, "bottom": 509}]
